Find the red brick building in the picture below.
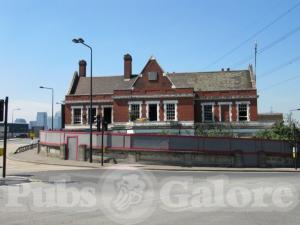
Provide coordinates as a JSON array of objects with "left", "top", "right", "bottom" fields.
[{"left": 65, "top": 54, "right": 258, "bottom": 135}]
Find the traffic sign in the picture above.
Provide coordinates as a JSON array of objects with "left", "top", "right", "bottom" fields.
[
  {"left": 292, "top": 146, "right": 298, "bottom": 159},
  {"left": 0, "top": 100, "right": 4, "bottom": 122}
]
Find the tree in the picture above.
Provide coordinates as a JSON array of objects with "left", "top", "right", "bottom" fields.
[{"left": 255, "top": 121, "right": 299, "bottom": 141}]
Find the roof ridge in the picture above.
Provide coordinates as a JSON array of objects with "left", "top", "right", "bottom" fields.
[
  {"left": 79, "top": 74, "right": 139, "bottom": 79},
  {"left": 167, "top": 70, "right": 249, "bottom": 75}
]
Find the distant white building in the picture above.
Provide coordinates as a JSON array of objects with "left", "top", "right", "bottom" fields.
[
  {"left": 36, "top": 112, "right": 48, "bottom": 129},
  {"left": 46, "top": 112, "right": 61, "bottom": 130},
  {"left": 54, "top": 111, "right": 62, "bottom": 129}
]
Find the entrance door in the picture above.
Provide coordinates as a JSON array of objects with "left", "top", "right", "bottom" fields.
[
  {"left": 221, "top": 105, "right": 230, "bottom": 122},
  {"left": 149, "top": 104, "right": 157, "bottom": 121},
  {"left": 67, "top": 137, "right": 77, "bottom": 160},
  {"left": 104, "top": 107, "right": 112, "bottom": 124}
]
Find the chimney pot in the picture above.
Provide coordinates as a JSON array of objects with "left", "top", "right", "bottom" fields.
[
  {"left": 124, "top": 54, "right": 132, "bottom": 80},
  {"left": 79, "top": 60, "right": 87, "bottom": 77}
]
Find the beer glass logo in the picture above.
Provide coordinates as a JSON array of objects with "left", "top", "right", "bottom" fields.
[
  {"left": 112, "top": 174, "right": 146, "bottom": 211},
  {"left": 100, "top": 169, "right": 157, "bottom": 225}
]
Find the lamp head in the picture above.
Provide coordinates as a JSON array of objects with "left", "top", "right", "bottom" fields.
[{"left": 72, "top": 38, "right": 84, "bottom": 44}]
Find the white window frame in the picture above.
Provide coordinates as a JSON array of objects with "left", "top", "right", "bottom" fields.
[
  {"left": 218, "top": 102, "right": 232, "bottom": 122},
  {"left": 201, "top": 102, "right": 215, "bottom": 122},
  {"left": 71, "top": 106, "right": 83, "bottom": 125},
  {"left": 128, "top": 101, "right": 142, "bottom": 122},
  {"left": 101, "top": 105, "right": 114, "bottom": 123},
  {"left": 145, "top": 101, "right": 160, "bottom": 122},
  {"left": 163, "top": 100, "right": 178, "bottom": 121},
  {"left": 86, "top": 105, "right": 99, "bottom": 124},
  {"left": 236, "top": 101, "right": 250, "bottom": 122}
]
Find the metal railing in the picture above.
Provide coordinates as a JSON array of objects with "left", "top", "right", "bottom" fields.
[{"left": 14, "top": 143, "right": 38, "bottom": 154}]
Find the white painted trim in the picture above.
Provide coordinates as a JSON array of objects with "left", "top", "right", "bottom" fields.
[
  {"left": 230, "top": 104, "right": 232, "bottom": 122},
  {"left": 236, "top": 102, "right": 250, "bottom": 122},
  {"left": 163, "top": 101, "right": 178, "bottom": 121},
  {"left": 218, "top": 102, "right": 232, "bottom": 105},
  {"left": 65, "top": 100, "right": 113, "bottom": 104},
  {"left": 86, "top": 105, "right": 99, "bottom": 124},
  {"left": 236, "top": 101, "right": 251, "bottom": 105},
  {"left": 86, "top": 105, "right": 99, "bottom": 108},
  {"left": 128, "top": 101, "right": 143, "bottom": 105},
  {"left": 163, "top": 100, "right": 178, "bottom": 104},
  {"left": 128, "top": 101, "right": 142, "bottom": 122},
  {"left": 71, "top": 107, "right": 83, "bottom": 125},
  {"left": 219, "top": 105, "right": 221, "bottom": 122},
  {"left": 201, "top": 103, "right": 214, "bottom": 122},
  {"left": 71, "top": 106, "right": 84, "bottom": 109},
  {"left": 145, "top": 101, "right": 160, "bottom": 122},
  {"left": 201, "top": 102, "right": 215, "bottom": 106},
  {"left": 145, "top": 101, "right": 160, "bottom": 104},
  {"left": 113, "top": 93, "right": 194, "bottom": 99}
]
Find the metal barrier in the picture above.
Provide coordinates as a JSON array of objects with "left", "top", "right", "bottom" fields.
[{"left": 14, "top": 143, "right": 38, "bottom": 154}]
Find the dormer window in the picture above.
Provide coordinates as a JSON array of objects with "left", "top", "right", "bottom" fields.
[{"left": 148, "top": 72, "right": 158, "bottom": 81}]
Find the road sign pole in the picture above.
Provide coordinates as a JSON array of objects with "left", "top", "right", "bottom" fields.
[
  {"left": 293, "top": 123, "right": 298, "bottom": 170},
  {"left": 101, "top": 117, "right": 104, "bottom": 167},
  {"left": 3, "top": 97, "right": 8, "bottom": 178}
]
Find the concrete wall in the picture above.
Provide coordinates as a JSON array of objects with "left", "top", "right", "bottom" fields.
[{"left": 40, "top": 130, "right": 296, "bottom": 167}]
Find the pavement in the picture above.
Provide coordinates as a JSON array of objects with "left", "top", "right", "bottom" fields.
[
  {"left": 0, "top": 139, "right": 97, "bottom": 174},
  {"left": 1, "top": 139, "right": 300, "bottom": 225}
]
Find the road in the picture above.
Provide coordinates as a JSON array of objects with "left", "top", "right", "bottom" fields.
[{"left": 0, "top": 139, "right": 300, "bottom": 225}]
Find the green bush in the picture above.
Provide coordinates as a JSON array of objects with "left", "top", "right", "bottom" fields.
[{"left": 255, "top": 121, "right": 298, "bottom": 141}]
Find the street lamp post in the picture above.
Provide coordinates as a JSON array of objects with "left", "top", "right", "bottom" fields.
[
  {"left": 12, "top": 108, "right": 21, "bottom": 123},
  {"left": 72, "top": 38, "right": 93, "bottom": 163},
  {"left": 290, "top": 108, "right": 300, "bottom": 170},
  {"left": 39, "top": 86, "right": 54, "bottom": 130}
]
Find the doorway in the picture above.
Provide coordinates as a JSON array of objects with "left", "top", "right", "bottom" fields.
[
  {"left": 149, "top": 104, "right": 157, "bottom": 121},
  {"left": 103, "top": 107, "right": 112, "bottom": 124},
  {"left": 67, "top": 137, "right": 78, "bottom": 160}
]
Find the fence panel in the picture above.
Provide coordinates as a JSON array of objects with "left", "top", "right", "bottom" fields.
[
  {"left": 203, "top": 138, "right": 231, "bottom": 153},
  {"left": 169, "top": 136, "right": 197, "bottom": 151},
  {"left": 230, "top": 139, "right": 256, "bottom": 152},
  {"left": 131, "top": 135, "right": 169, "bottom": 150}
]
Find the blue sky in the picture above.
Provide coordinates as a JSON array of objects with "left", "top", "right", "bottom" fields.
[{"left": 1, "top": 0, "right": 300, "bottom": 122}]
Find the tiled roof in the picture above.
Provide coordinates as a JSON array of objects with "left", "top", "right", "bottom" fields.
[
  {"left": 167, "top": 70, "right": 254, "bottom": 91},
  {"left": 71, "top": 70, "right": 254, "bottom": 95},
  {"left": 74, "top": 75, "right": 138, "bottom": 95}
]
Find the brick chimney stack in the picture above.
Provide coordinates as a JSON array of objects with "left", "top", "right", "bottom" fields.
[
  {"left": 79, "top": 60, "right": 87, "bottom": 77},
  {"left": 124, "top": 54, "right": 132, "bottom": 80}
]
